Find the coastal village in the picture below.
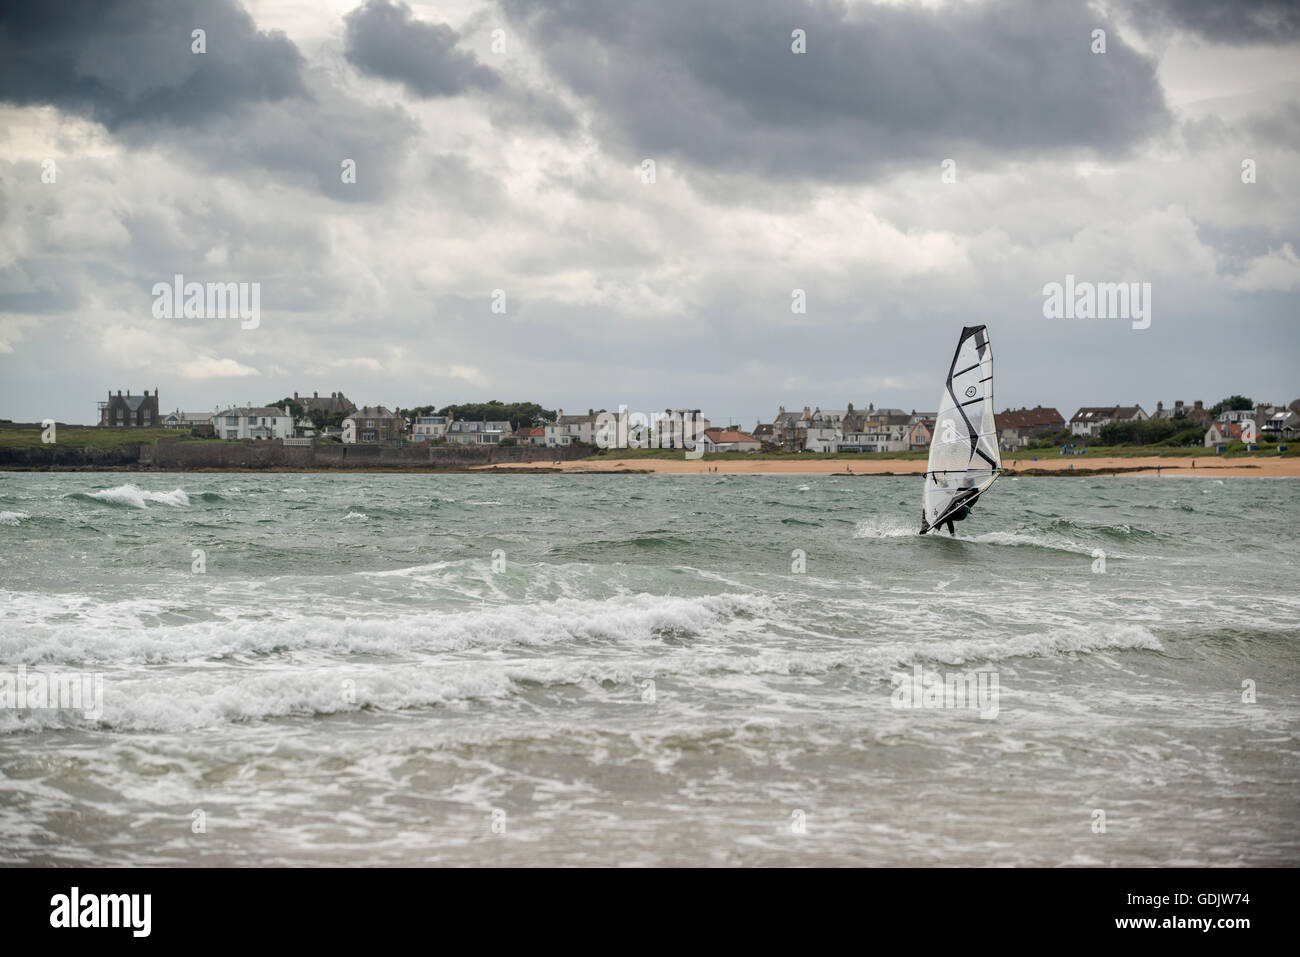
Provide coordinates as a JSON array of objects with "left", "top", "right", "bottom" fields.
[{"left": 93, "top": 389, "right": 1300, "bottom": 453}]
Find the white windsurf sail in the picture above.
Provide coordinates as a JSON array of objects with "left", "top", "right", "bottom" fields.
[{"left": 920, "top": 325, "right": 1001, "bottom": 534}]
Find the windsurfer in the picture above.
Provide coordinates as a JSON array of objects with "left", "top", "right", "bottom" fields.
[{"left": 945, "top": 484, "right": 981, "bottom": 535}]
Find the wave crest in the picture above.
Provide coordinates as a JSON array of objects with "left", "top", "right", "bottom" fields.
[{"left": 74, "top": 484, "right": 189, "bottom": 509}]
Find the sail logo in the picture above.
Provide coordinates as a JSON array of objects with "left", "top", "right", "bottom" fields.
[
  {"left": 1042, "top": 274, "right": 1151, "bottom": 330},
  {"left": 891, "top": 665, "right": 999, "bottom": 719}
]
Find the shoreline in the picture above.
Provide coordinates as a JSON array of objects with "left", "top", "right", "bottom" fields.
[
  {"left": 2, "top": 455, "right": 1295, "bottom": 477},
  {"left": 473, "top": 455, "right": 1300, "bottom": 478}
]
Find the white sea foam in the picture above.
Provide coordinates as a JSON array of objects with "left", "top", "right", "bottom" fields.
[
  {"left": 853, "top": 516, "right": 917, "bottom": 538},
  {"left": 84, "top": 484, "right": 189, "bottom": 509},
  {"left": 962, "top": 530, "right": 1095, "bottom": 555},
  {"left": 720, "top": 622, "right": 1165, "bottom": 677},
  {"left": 0, "top": 510, "right": 29, "bottom": 526},
  {"left": 0, "top": 663, "right": 520, "bottom": 732},
  {"left": 0, "top": 591, "right": 770, "bottom": 666}
]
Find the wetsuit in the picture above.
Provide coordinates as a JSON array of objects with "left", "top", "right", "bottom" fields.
[{"left": 944, "top": 493, "right": 978, "bottom": 535}]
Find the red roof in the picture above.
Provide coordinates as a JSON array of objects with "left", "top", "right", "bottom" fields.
[
  {"left": 704, "top": 428, "right": 758, "bottom": 443},
  {"left": 996, "top": 407, "right": 1065, "bottom": 430}
]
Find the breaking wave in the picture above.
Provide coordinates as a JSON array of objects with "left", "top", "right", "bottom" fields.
[{"left": 72, "top": 484, "right": 190, "bottom": 509}]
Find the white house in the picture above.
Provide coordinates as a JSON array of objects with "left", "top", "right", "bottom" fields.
[
  {"left": 1204, "top": 422, "right": 1248, "bottom": 447},
  {"left": 702, "top": 428, "right": 761, "bottom": 452},
  {"left": 1262, "top": 409, "right": 1300, "bottom": 439},
  {"left": 1069, "top": 405, "right": 1148, "bottom": 438},
  {"left": 447, "top": 420, "right": 511, "bottom": 445},
  {"left": 1217, "top": 408, "right": 1256, "bottom": 424},
  {"left": 545, "top": 410, "right": 597, "bottom": 447},
  {"left": 844, "top": 427, "right": 910, "bottom": 453},
  {"left": 410, "top": 415, "right": 451, "bottom": 443},
  {"left": 211, "top": 405, "right": 295, "bottom": 440},
  {"left": 803, "top": 426, "right": 841, "bottom": 453},
  {"left": 557, "top": 410, "right": 596, "bottom": 444}
]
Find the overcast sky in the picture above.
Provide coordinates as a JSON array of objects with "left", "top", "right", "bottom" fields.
[{"left": 1, "top": 0, "right": 1297, "bottom": 426}]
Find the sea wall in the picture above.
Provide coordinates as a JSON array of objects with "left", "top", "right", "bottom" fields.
[
  {"left": 0, "top": 444, "right": 145, "bottom": 468},
  {"left": 145, "top": 438, "right": 588, "bottom": 470},
  {"left": 1, "top": 438, "right": 589, "bottom": 470}
]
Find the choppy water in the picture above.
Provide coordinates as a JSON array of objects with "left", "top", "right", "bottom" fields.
[{"left": 0, "top": 471, "right": 1296, "bottom": 866}]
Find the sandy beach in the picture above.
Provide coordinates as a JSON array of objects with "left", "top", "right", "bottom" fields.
[{"left": 476, "top": 455, "right": 1300, "bottom": 477}]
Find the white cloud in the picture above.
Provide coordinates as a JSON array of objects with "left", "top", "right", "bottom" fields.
[{"left": 179, "top": 356, "right": 261, "bottom": 378}]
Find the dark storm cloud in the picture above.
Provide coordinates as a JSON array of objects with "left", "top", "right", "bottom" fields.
[
  {"left": 0, "top": 0, "right": 304, "bottom": 129},
  {"left": 343, "top": 0, "right": 500, "bottom": 98},
  {"left": 341, "top": 1, "right": 576, "bottom": 133},
  {"left": 0, "top": 0, "right": 425, "bottom": 202},
  {"left": 1130, "top": 0, "right": 1300, "bottom": 45},
  {"left": 501, "top": 0, "right": 1170, "bottom": 181}
]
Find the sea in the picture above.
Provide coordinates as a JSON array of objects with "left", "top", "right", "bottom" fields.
[{"left": 0, "top": 471, "right": 1296, "bottom": 866}]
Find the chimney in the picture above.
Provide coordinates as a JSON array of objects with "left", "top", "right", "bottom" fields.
[
  {"left": 315, "top": 391, "right": 319, "bottom": 399},
  {"left": 778, "top": 405, "right": 785, "bottom": 414},
  {"left": 294, "top": 392, "right": 299, "bottom": 400},
  {"left": 1194, "top": 400, "right": 1203, "bottom": 410},
  {"left": 118, "top": 390, "right": 122, "bottom": 396}
]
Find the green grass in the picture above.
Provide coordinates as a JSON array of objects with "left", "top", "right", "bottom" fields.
[
  {"left": 0, "top": 427, "right": 177, "bottom": 450},
  {"left": 0, "top": 427, "right": 245, "bottom": 450}
]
